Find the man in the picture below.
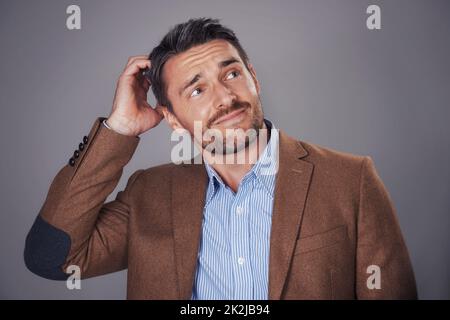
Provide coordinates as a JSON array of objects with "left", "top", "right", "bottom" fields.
[{"left": 24, "top": 18, "right": 417, "bottom": 299}]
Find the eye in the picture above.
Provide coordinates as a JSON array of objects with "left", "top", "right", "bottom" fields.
[
  {"left": 226, "top": 70, "right": 239, "bottom": 80},
  {"left": 190, "top": 88, "right": 202, "bottom": 97}
]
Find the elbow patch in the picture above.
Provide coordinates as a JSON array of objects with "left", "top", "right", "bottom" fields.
[{"left": 24, "top": 215, "right": 71, "bottom": 280}]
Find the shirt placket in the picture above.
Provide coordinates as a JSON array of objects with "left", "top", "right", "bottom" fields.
[{"left": 229, "top": 179, "right": 253, "bottom": 299}]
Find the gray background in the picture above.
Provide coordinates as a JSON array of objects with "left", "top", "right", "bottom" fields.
[{"left": 0, "top": 0, "right": 449, "bottom": 299}]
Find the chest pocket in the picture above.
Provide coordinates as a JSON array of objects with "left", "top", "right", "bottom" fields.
[{"left": 294, "top": 225, "right": 347, "bottom": 255}]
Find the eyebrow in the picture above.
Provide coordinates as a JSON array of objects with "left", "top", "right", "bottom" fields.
[{"left": 178, "top": 57, "right": 241, "bottom": 96}]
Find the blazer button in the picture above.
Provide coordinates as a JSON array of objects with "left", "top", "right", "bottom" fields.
[
  {"left": 73, "top": 150, "right": 80, "bottom": 159},
  {"left": 69, "top": 158, "right": 75, "bottom": 166},
  {"left": 83, "top": 135, "right": 88, "bottom": 144},
  {"left": 78, "top": 142, "right": 84, "bottom": 151}
]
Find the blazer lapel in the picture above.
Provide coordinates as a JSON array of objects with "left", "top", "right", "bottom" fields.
[
  {"left": 268, "top": 131, "right": 314, "bottom": 299},
  {"left": 171, "top": 163, "right": 208, "bottom": 299}
]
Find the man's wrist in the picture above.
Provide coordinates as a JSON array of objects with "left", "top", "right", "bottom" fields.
[{"left": 103, "top": 117, "right": 139, "bottom": 137}]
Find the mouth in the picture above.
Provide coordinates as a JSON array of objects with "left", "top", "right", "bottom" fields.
[{"left": 213, "top": 108, "right": 246, "bottom": 126}]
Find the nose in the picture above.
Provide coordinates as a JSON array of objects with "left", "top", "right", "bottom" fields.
[{"left": 213, "top": 82, "right": 237, "bottom": 110}]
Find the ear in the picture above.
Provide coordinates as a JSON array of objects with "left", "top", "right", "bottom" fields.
[
  {"left": 247, "top": 62, "right": 261, "bottom": 95},
  {"left": 159, "top": 106, "right": 186, "bottom": 131}
]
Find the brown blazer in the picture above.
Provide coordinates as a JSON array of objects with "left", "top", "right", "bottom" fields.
[{"left": 33, "top": 117, "right": 417, "bottom": 299}]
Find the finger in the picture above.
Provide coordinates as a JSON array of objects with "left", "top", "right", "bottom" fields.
[
  {"left": 125, "top": 55, "right": 149, "bottom": 68},
  {"left": 139, "top": 66, "right": 152, "bottom": 91},
  {"left": 142, "top": 68, "right": 152, "bottom": 83},
  {"left": 141, "top": 77, "right": 151, "bottom": 91},
  {"left": 123, "top": 59, "right": 151, "bottom": 77}
]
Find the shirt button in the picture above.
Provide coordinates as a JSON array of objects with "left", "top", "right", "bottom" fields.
[
  {"left": 237, "top": 257, "right": 245, "bottom": 265},
  {"left": 236, "top": 206, "right": 244, "bottom": 215}
]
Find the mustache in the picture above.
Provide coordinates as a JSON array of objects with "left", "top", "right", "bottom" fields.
[{"left": 207, "top": 100, "right": 251, "bottom": 128}]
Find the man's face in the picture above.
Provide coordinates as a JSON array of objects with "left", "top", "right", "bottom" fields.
[{"left": 162, "top": 39, "right": 264, "bottom": 154}]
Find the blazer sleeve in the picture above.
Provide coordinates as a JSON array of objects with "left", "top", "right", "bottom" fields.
[
  {"left": 355, "top": 156, "right": 418, "bottom": 299},
  {"left": 24, "top": 117, "right": 142, "bottom": 280}
]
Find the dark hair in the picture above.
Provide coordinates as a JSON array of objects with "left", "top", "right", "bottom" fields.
[{"left": 148, "top": 18, "right": 251, "bottom": 112}]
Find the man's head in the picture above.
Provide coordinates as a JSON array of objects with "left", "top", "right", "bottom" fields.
[{"left": 148, "top": 18, "right": 264, "bottom": 154}]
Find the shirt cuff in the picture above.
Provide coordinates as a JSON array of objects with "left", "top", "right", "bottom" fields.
[{"left": 102, "top": 119, "right": 112, "bottom": 130}]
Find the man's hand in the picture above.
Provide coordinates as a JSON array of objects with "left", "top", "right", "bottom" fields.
[{"left": 107, "top": 56, "right": 164, "bottom": 136}]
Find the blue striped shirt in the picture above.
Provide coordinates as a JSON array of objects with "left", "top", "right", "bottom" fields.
[{"left": 191, "top": 120, "right": 279, "bottom": 300}]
